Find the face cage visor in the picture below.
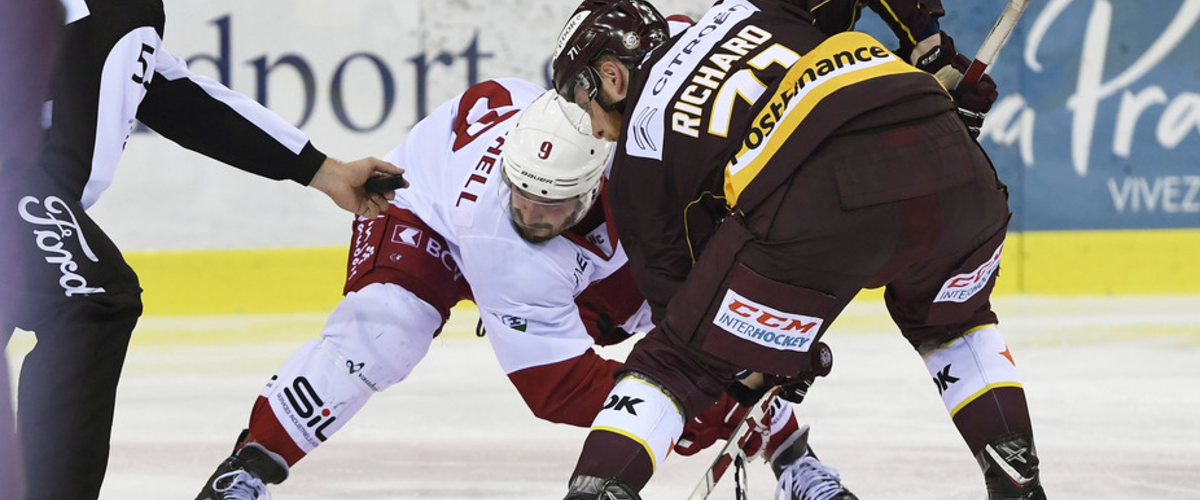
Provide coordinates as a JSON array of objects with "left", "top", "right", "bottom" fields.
[
  {"left": 559, "top": 64, "right": 603, "bottom": 112},
  {"left": 502, "top": 173, "right": 600, "bottom": 233}
]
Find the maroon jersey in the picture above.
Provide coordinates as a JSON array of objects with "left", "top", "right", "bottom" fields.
[
  {"left": 609, "top": 0, "right": 951, "bottom": 322},
  {"left": 798, "top": 0, "right": 945, "bottom": 51}
]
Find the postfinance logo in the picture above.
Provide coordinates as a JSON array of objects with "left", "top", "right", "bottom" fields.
[
  {"left": 724, "top": 32, "right": 924, "bottom": 207},
  {"left": 712, "top": 289, "right": 821, "bottom": 352}
]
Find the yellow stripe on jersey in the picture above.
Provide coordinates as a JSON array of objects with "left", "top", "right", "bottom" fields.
[
  {"left": 877, "top": 0, "right": 921, "bottom": 45},
  {"left": 950, "top": 382, "right": 1025, "bottom": 418},
  {"left": 723, "top": 32, "right": 926, "bottom": 208}
]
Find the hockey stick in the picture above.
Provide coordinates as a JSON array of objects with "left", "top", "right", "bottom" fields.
[
  {"left": 686, "top": 386, "right": 781, "bottom": 500},
  {"left": 958, "top": 0, "right": 1032, "bottom": 88}
]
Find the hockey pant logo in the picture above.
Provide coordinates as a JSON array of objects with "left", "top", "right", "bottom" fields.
[
  {"left": 934, "top": 241, "right": 1004, "bottom": 304},
  {"left": 18, "top": 195, "right": 106, "bottom": 296},
  {"left": 713, "top": 289, "right": 821, "bottom": 352},
  {"left": 347, "top": 218, "right": 378, "bottom": 283}
]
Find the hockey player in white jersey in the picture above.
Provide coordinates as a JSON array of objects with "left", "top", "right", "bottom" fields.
[{"left": 195, "top": 82, "right": 849, "bottom": 499}]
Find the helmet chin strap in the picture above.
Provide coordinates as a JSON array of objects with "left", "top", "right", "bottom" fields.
[{"left": 597, "top": 93, "right": 626, "bottom": 114}]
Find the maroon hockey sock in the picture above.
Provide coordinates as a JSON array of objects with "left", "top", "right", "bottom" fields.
[
  {"left": 571, "top": 430, "right": 656, "bottom": 494},
  {"left": 952, "top": 386, "right": 1034, "bottom": 454}
]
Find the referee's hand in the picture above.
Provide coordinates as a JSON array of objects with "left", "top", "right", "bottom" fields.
[{"left": 310, "top": 156, "right": 408, "bottom": 219}]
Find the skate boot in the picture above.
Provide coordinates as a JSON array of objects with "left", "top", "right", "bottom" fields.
[
  {"left": 196, "top": 433, "right": 289, "bottom": 500},
  {"left": 565, "top": 475, "right": 642, "bottom": 500},
  {"left": 980, "top": 431, "right": 1047, "bottom": 500},
  {"left": 770, "top": 426, "right": 857, "bottom": 500}
]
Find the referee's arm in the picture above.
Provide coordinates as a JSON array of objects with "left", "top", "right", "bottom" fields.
[{"left": 135, "top": 46, "right": 326, "bottom": 185}]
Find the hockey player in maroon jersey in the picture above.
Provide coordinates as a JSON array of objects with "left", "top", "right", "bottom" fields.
[{"left": 549, "top": 1, "right": 1044, "bottom": 499}]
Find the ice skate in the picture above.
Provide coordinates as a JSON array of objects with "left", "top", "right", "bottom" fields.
[
  {"left": 196, "top": 440, "right": 289, "bottom": 500},
  {"left": 770, "top": 426, "right": 857, "bottom": 500},
  {"left": 981, "top": 432, "right": 1047, "bottom": 500}
]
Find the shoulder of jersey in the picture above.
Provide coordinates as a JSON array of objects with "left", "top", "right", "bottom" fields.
[{"left": 434, "top": 79, "right": 544, "bottom": 237}]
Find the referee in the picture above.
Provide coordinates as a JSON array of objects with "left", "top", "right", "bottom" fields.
[{"left": 0, "top": 1, "right": 403, "bottom": 498}]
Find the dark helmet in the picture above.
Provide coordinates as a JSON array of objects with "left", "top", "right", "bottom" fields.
[{"left": 551, "top": 0, "right": 669, "bottom": 106}]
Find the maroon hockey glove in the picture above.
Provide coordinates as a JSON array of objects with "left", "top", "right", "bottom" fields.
[
  {"left": 674, "top": 392, "right": 766, "bottom": 457},
  {"left": 912, "top": 32, "right": 999, "bottom": 139},
  {"left": 675, "top": 342, "right": 834, "bottom": 456}
]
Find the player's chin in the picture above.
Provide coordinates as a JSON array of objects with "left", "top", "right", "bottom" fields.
[{"left": 513, "top": 220, "right": 562, "bottom": 244}]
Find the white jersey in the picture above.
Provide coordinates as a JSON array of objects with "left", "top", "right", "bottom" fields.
[
  {"left": 252, "top": 80, "right": 654, "bottom": 454},
  {"left": 383, "top": 78, "right": 650, "bottom": 376}
]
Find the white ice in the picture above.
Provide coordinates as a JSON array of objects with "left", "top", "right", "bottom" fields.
[{"left": 6, "top": 295, "right": 1200, "bottom": 499}]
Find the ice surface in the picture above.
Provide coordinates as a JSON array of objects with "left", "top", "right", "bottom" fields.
[{"left": 6, "top": 295, "right": 1200, "bottom": 499}]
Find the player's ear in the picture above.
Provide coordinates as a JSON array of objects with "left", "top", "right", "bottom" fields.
[{"left": 597, "top": 59, "right": 628, "bottom": 99}]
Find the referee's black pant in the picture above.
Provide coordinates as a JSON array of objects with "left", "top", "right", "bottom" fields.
[
  {"left": 1, "top": 0, "right": 159, "bottom": 496},
  {"left": 2, "top": 167, "right": 143, "bottom": 500}
]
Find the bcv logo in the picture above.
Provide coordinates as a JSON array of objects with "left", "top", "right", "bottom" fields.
[
  {"left": 18, "top": 196, "right": 106, "bottom": 296},
  {"left": 713, "top": 290, "right": 821, "bottom": 352}
]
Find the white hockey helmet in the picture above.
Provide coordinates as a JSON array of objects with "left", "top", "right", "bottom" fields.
[{"left": 502, "top": 90, "right": 612, "bottom": 228}]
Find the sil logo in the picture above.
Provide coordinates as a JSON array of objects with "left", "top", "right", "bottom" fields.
[{"left": 283, "top": 376, "right": 336, "bottom": 442}]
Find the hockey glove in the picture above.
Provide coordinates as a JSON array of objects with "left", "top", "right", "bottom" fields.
[
  {"left": 594, "top": 311, "right": 634, "bottom": 346},
  {"left": 776, "top": 341, "right": 833, "bottom": 404},
  {"left": 674, "top": 392, "right": 767, "bottom": 457},
  {"left": 675, "top": 342, "right": 834, "bottom": 456},
  {"left": 911, "top": 32, "right": 999, "bottom": 139},
  {"left": 739, "top": 341, "right": 834, "bottom": 405}
]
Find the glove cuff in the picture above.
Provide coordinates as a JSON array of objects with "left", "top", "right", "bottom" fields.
[
  {"left": 913, "top": 31, "right": 958, "bottom": 72},
  {"left": 933, "top": 64, "right": 965, "bottom": 91},
  {"left": 726, "top": 378, "right": 770, "bottom": 408}
]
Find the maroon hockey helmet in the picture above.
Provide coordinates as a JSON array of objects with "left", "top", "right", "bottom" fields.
[{"left": 551, "top": 0, "right": 669, "bottom": 106}]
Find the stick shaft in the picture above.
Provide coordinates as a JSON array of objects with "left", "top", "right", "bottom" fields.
[
  {"left": 960, "top": 0, "right": 1031, "bottom": 87},
  {"left": 686, "top": 387, "right": 781, "bottom": 500}
]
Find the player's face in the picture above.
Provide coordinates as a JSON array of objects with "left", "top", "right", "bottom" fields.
[
  {"left": 578, "top": 90, "right": 624, "bottom": 142},
  {"left": 508, "top": 185, "right": 581, "bottom": 243},
  {"left": 571, "top": 64, "right": 625, "bottom": 142}
]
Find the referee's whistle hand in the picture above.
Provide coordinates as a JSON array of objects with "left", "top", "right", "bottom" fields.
[{"left": 311, "top": 156, "right": 407, "bottom": 219}]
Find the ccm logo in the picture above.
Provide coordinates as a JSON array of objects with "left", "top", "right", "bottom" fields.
[
  {"left": 934, "top": 242, "right": 1004, "bottom": 304},
  {"left": 713, "top": 290, "right": 821, "bottom": 352},
  {"left": 724, "top": 298, "right": 819, "bottom": 331}
]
